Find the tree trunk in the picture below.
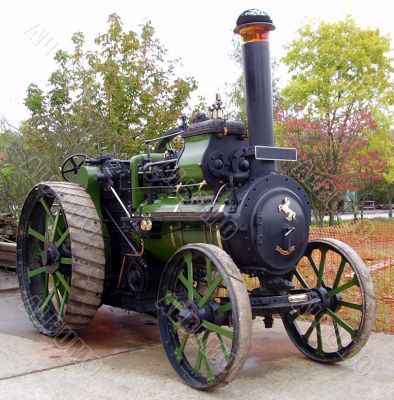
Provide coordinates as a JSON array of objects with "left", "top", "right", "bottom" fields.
[
  {"left": 328, "top": 211, "right": 335, "bottom": 226},
  {"left": 313, "top": 208, "right": 324, "bottom": 227},
  {"left": 327, "top": 198, "right": 337, "bottom": 226},
  {"left": 318, "top": 211, "right": 325, "bottom": 227},
  {"left": 386, "top": 186, "right": 393, "bottom": 218}
]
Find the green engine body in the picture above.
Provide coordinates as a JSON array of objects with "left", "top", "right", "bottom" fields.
[{"left": 67, "top": 117, "right": 310, "bottom": 313}]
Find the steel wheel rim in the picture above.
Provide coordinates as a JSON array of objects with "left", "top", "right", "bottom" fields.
[
  {"left": 283, "top": 238, "right": 375, "bottom": 362},
  {"left": 157, "top": 244, "right": 251, "bottom": 389}
]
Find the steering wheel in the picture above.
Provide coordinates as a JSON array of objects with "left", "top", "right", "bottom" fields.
[{"left": 61, "top": 154, "right": 88, "bottom": 181}]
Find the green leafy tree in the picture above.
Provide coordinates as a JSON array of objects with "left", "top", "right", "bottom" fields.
[
  {"left": 0, "top": 130, "right": 45, "bottom": 217},
  {"left": 281, "top": 16, "right": 394, "bottom": 225},
  {"left": 368, "top": 126, "right": 394, "bottom": 217},
  {"left": 23, "top": 14, "right": 197, "bottom": 175}
]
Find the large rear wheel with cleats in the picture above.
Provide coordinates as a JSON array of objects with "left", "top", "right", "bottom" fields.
[
  {"left": 282, "top": 238, "right": 375, "bottom": 363},
  {"left": 17, "top": 182, "right": 106, "bottom": 336},
  {"left": 157, "top": 243, "right": 252, "bottom": 390}
]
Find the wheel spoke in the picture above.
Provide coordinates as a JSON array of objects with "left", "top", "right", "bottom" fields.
[
  {"left": 174, "top": 332, "right": 189, "bottom": 363},
  {"left": 50, "top": 209, "right": 62, "bottom": 241},
  {"left": 194, "top": 331, "right": 210, "bottom": 372},
  {"left": 325, "top": 309, "right": 357, "bottom": 337},
  {"left": 172, "top": 320, "right": 182, "bottom": 332},
  {"left": 327, "top": 277, "right": 359, "bottom": 298},
  {"left": 38, "top": 286, "right": 56, "bottom": 315},
  {"left": 339, "top": 300, "right": 363, "bottom": 311},
  {"left": 201, "top": 320, "right": 233, "bottom": 339},
  {"left": 58, "top": 290, "right": 68, "bottom": 320},
  {"left": 316, "top": 321, "right": 323, "bottom": 355},
  {"left": 195, "top": 334, "right": 215, "bottom": 383},
  {"left": 294, "top": 270, "right": 309, "bottom": 289},
  {"left": 303, "top": 313, "right": 324, "bottom": 341},
  {"left": 307, "top": 254, "right": 320, "bottom": 277},
  {"left": 43, "top": 271, "right": 49, "bottom": 299},
  {"left": 216, "top": 302, "right": 232, "bottom": 314},
  {"left": 316, "top": 249, "right": 327, "bottom": 287},
  {"left": 28, "top": 225, "right": 47, "bottom": 243},
  {"left": 55, "top": 271, "right": 71, "bottom": 295},
  {"left": 28, "top": 266, "right": 47, "bottom": 281},
  {"left": 185, "top": 252, "right": 194, "bottom": 302},
  {"left": 217, "top": 333, "right": 230, "bottom": 361},
  {"left": 333, "top": 257, "right": 347, "bottom": 288},
  {"left": 60, "top": 257, "right": 73, "bottom": 265},
  {"left": 39, "top": 198, "right": 55, "bottom": 223},
  {"left": 164, "top": 290, "right": 183, "bottom": 311},
  {"left": 332, "top": 319, "right": 343, "bottom": 350},
  {"left": 51, "top": 274, "right": 62, "bottom": 310},
  {"left": 198, "top": 275, "right": 222, "bottom": 308},
  {"left": 177, "top": 271, "right": 202, "bottom": 301},
  {"left": 55, "top": 228, "right": 70, "bottom": 248}
]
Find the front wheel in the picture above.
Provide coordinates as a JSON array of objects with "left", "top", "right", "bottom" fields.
[
  {"left": 157, "top": 244, "right": 252, "bottom": 389},
  {"left": 282, "top": 238, "right": 375, "bottom": 363}
]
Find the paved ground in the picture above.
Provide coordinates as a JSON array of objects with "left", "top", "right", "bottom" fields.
[{"left": 0, "top": 270, "right": 393, "bottom": 400}]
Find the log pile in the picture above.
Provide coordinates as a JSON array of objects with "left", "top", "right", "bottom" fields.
[
  {"left": 0, "top": 242, "right": 17, "bottom": 270},
  {"left": 0, "top": 213, "right": 18, "bottom": 269},
  {"left": 0, "top": 213, "right": 18, "bottom": 241}
]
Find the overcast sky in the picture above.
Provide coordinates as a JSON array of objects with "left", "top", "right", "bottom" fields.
[{"left": 1, "top": 0, "right": 393, "bottom": 126}]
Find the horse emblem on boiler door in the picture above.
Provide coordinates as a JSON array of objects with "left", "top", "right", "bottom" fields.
[{"left": 278, "top": 197, "right": 296, "bottom": 221}]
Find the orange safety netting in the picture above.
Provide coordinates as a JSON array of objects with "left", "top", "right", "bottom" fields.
[
  {"left": 241, "top": 219, "right": 394, "bottom": 334},
  {"left": 310, "top": 219, "right": 394, "bottom": 334}
]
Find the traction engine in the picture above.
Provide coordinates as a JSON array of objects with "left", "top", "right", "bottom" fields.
[{"left": 17, "top": 9, "right": 375, "bottom": 389}]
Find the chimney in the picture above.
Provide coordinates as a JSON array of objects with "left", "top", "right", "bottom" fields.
[{"left": 235, "top": 9, "right": 277, "bottom": 176}]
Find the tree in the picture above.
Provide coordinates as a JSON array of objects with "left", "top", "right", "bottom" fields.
[
  {"left": 368, "top": 127, "right": 394, "bottom": 217},
  {"left": 277, "top": 111, "right": 384, "bottom": 225},
  {"left": 23, "top": 14, "right": 197, "bottom": 175},
  {"left": 281, "top": 16, "right": 394, "bottom": 225},
  {"left": 0, "top": 130, "right": 43, "bottom": 217}
]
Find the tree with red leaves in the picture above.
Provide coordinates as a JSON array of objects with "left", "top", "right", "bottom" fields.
[
  {"left": 277, "top": 110, "right": 384, "bottom": 225},
  {"left": 280, "top": 17, "right": 394, "bottom": 225}
]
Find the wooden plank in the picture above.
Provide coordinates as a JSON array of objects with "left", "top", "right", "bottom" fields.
[
  {"left": 0, "top": 242, "right": 17, "bottom": 252},
  {"left": 0, "top": 260, "right": 16, "bottom": 269},
  {"left": 0, "top": 252, "right": 17, "bottom": 261}
]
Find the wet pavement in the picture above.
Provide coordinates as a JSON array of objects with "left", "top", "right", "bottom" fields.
[{"left": 0, "top": 269, "right": 393, "bottom": 400}]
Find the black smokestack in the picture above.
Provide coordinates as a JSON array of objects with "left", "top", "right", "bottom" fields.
[{"left": 235, "top": 9, "right": 276, "bottom": 176}]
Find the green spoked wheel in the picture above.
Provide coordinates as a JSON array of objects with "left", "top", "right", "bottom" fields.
[
  {"left": 157, "top": 244, "right": 252, "bottom": 390},
  {"left": 17, "top": 182, "right": 106, "bottom": 336},
  {"left": 282, "top": 238, "right": 375, "bottom": 363}
]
